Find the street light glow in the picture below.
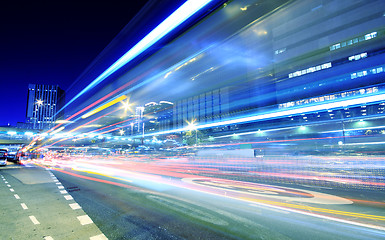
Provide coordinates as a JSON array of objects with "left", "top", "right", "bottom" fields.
[{"left": 186, "top": 119, "right": 197, "bottom": 131}]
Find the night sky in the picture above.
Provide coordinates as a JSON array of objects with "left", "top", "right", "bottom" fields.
[{"left": 0, "top": 0, "right": 151, "bottom": 126}]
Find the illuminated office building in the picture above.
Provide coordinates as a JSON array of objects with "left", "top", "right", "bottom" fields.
[
  {"left": 26, "top": 84, "right": 65, "bottom": 130},
  {"left": 173, "top": 87, "right": 229, "bottom": 129},
  {"left": 169, "top": 0, "right": 385, "bottom": 143},
  {"left": 132, "top": 101, "right": 174, "bottom": 135}
]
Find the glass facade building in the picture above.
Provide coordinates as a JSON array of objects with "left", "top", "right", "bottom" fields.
[{"left": 26, "top": 84, "right": 65, "bottom": 130}]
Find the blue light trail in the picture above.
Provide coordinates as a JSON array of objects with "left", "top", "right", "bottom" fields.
[
  {"left": 59, "top": 0, "right": 214, "bottom": 114},
  {"left": 144, "top": 92, "right": 385, "bottom": 137}
]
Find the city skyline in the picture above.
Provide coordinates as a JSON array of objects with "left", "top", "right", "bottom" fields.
[{"left": 0, "top": 0, "right": 152, "bottom": 126}]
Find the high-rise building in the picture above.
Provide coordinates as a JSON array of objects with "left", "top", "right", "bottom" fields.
[
  {"left": 26, "top": 84, "right": 65, "bottom": 130},
  {"left": 144, "top": 101, "right": 173, "bottom": 132}
]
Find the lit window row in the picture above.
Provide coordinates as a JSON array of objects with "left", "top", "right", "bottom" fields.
[
  {"left": 330, "top": 31, "right": 377, "bottom": 51},
  {"left": 348, "top": 52, "right": 367, "bottom": 61},
  {"left": 288, "top": 62, "right": 332, "bottom": 78},
  {"left": 279, "top": 86, "right": 378, "bottom": 109},
  {"left": 351, "top": 70, "right": 368, "bottom": 79},
  {"left": 351, "top": 66, "right": 384, "bottom": 79}
]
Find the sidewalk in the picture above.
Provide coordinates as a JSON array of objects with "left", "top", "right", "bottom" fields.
[{"left": 0, "top": 164, "right": 108, "bottom": 240}]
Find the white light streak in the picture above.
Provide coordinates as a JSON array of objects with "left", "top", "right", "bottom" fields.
[
  {"left": 61, "top": 0, "right": 213, "bottom": 111},
  {"left": 146, "top": 93, "right": 385, "bottom": 137}
]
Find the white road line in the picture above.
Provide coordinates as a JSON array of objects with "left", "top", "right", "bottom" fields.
[
  {"left": 90, "top": 234, "right": 108, "bottom": 240},
  {"left": 14, "top": 194, "right": 20, "bottom": 199},
  {"left": 77, "top": 215, "right": 93, "bottom": 225},
  {"left": 44, "top": 236, "right": 54, "bottom": 240},
  {"left": 9, "top": 188, "right": 14, "bottom": 192},
  {"left": 55, "top": 182, "right": 61, "bottom": 185},
  {"left": 69, "top": 203, "right": 82, "bottom": 210},
  {"left": 29, "top": 216, "right": 40, "bottom": 225},
  {"left": 60, "top": 190, "right": 68, "bottom": 194},
  {"left": 58, "top": 186, "right": 64, "bottom": 189},
  {"left": 21, "top": 203, "right": 28, "bottom": 210},
  {"left": 64, "top": 195, "right": 73, "bottom": 200},
  {"left": 53, "top": 179, "right": 59, "bottom": 182},
  {"left": 5, "top": 181, "right": 8, "bottom": 183},
  {"left": 7, "top": 184, "right": 11, "bottom": 187}
]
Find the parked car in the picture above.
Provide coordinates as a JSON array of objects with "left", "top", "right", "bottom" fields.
[{"left": 0, "top": 149, "right": 7, "bottom": 166}]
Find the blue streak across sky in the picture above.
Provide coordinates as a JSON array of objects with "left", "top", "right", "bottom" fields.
[{"left": 59, "top": 0, "right": 214, "bottom": 114}]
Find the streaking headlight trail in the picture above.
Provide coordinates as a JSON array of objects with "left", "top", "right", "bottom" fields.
[
  {"left": 146, "top": 92, "right": 385, "bottom": 137},
  {"left": 60, "top": 0, "right": 214, "bottom": 112}
]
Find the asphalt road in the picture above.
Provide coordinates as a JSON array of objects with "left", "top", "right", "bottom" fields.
[
  {"left": 46, "top": 156, "right": 385, "bottom": 240},
  {"left": 2, "top": 157, "right": 385, "bottom": 239}
]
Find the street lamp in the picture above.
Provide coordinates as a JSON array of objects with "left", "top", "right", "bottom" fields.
[
  {"left": 36, "top": 99, "right": 43, "bottom": 106},
  {"left": 187, "top": 119, "right": 198, "bottom": 145},
  {"left": 119, "top": 129, "right": 125, "bottom": 135},
  {"left": 120, "top": 98, "right": 133, "bottom": 116}
]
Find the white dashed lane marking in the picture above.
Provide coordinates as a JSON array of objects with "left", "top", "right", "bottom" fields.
[
  {"left": 29, "top": 216, "right": 40, "bottom": 225},
  {"left": 2, "top": 171, "right": 106, "bottom": 239},
  {"left": 77, "top": 215, "right": 93, "bottom": 225},
  {"left": 69, "top": 203, "right": 82, "bottom": 210},
  {"left": 90, "top": 234, "right": 108, "bottom": 240},
  {"left": 64, "top": 195, "right": 73, "bottom": 200}
]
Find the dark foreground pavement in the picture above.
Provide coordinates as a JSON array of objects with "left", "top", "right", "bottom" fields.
[{"left": 0, "top": 163, "right": 107, "bottom": 240}]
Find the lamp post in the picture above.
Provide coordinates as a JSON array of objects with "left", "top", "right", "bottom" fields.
[
  {"left": 34, "top": 99, "right": 44, "bottom": 129},
  {"left": 130, "top": 122, "right": 134, "bottom": 135},
  {"left": 142, "top": 122, "right": 145, "bottom": 145},
  {"left": 187, "top": 119, "right": 198, "bottom": 146}
]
